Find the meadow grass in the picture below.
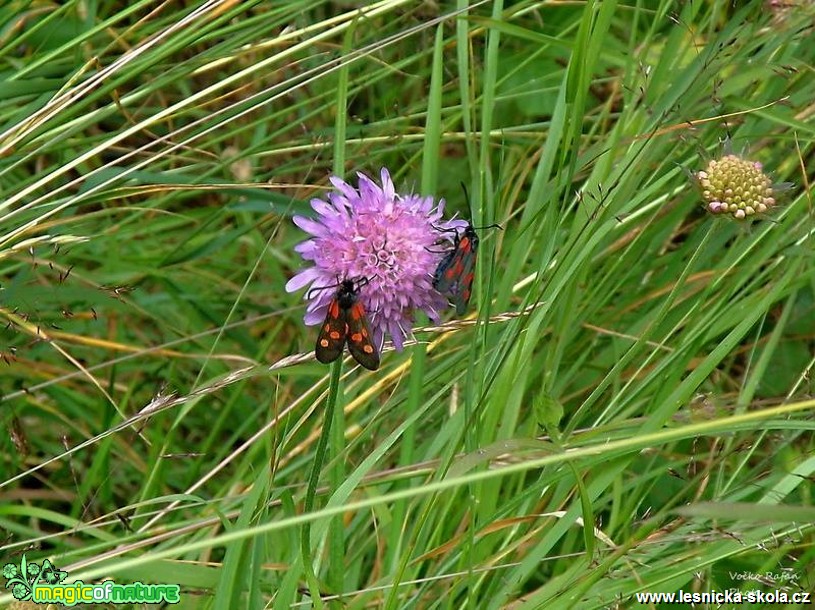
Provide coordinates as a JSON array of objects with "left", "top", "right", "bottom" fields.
[{"left": 1, "top": 1, "right": 814, "bottom": 608}]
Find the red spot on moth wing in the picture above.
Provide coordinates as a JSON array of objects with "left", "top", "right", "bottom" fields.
[
  {"left": 328, "top": 300, "right": 340, "bottom": 318},
  {"left": 350, "top": 302, "right": 364, "bottom": 321}
]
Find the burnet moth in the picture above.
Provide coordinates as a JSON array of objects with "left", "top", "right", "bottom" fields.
[
  {"left": 433, "top": 185, "right": 502, "bottom": 315},
  {"left": 311, "top": 278, "right": 380, "bottom": 371}
]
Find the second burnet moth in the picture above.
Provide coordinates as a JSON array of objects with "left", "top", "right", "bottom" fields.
[
  {"left": 433, "top": 185, "right": 502, "bottom": 315},
  {"left": 312, "top": 278, "right": 380, "bottom": 371},
  {"left": 433, "top": 224, "right": 480, "bottom": 315}
]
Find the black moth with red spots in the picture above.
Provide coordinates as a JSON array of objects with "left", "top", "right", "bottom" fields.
[
  {"left": 315, "top": 279, "right": 380, "bottom": 370},
  {"left": 433, "top": 224, "right": 480, "bottom": 315},
  {"left": 433, "top": 221, "right": 502, "bottom": 315}
]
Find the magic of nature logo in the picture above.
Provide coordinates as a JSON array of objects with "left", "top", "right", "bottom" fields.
[{"left": 3, "top": 555, "right": 181, "bottom": 606}]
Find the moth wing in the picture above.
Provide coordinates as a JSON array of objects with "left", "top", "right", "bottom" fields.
[
  {"left": 345, "top": 301, "right": 380, "bottom": 370},
  {"left": 433, "top": 248, "right": 459, "bottom": 293},
  {"left": 451, "top": 246, "right": 477, "bottom": 315},
  {"left": 434, "top": 235, "right": 478, "bottom": 314},
  {"left": 315, "top": 299, "right": 348, "bottom": 364}
]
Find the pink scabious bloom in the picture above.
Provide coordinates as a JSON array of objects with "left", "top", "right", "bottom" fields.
[{"left": 286, "top": 168, "right": 465, "bottom": 351}]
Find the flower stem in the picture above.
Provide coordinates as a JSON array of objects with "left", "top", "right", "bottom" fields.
[
  {"left": 301, "top": 358, "right": 343, "bottom": 609},
  {"left": 328, "top": 360, "right": 346, "bottom": 608}
]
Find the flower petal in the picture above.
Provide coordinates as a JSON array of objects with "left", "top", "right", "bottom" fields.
[
  {"left": 380, "top": 168, "right": 395, "bottom": 202},
  {"left": 293, "top": 215, "right": 328, "bottom": 237},
  {"left": 285, "top": 267, "right": 321, "bottom": 293},
  {"left": 311, "top": 198, "right": 337, "bottom": 217},
  {"left": 389, "top": 319, "right": 405, "bottom": 351},
  {"left": 304, "top": 308, "right": 326, "bottom": 326},
  {"left": 329, "top": 176, "right": 358, "bottom": 203},
  {"left": 295, "top": 240, "right": 316, "bottom": 255}
]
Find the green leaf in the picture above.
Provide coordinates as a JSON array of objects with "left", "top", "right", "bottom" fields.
[{"left": 535, "top": 393, "right": 564, "bottom": 439}]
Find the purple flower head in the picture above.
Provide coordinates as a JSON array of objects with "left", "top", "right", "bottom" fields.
[{"left": 286, "top": 168, "right": 466, "bottom": 351}]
